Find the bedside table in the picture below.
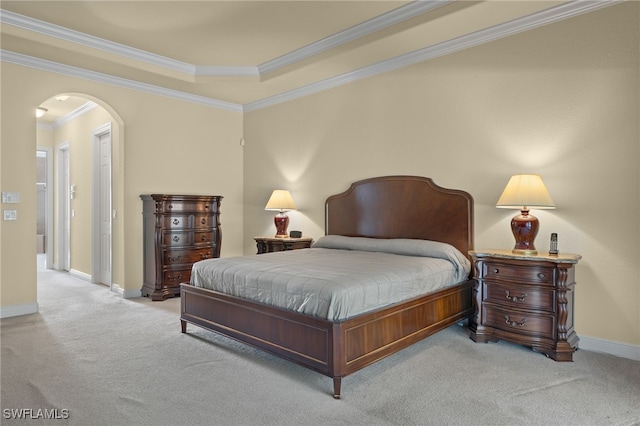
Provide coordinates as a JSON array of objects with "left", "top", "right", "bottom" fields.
[
  {"left": 469, "top": 249, "right": 582, "bottom": 361},
  {"left": 254, "top": 236, "right": 313, "bottom": 254}
]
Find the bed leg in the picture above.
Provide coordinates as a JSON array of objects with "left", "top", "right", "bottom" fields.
[
  {"left": 332, "top": 377, "right": 342, "bottom": 399},
  {"left": 180, "top": 319, "right": 187, "bottom": 333}
]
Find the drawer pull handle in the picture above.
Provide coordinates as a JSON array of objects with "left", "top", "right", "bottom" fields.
[
  {"left": 505, "top": 315, "right": 527, "bottom": 327},
  {"left": 201, "top": 218, "right": 207, "bottom": 225},
  {"left": 168, "top": 255, "right": 181, "bottom": 262},
  {"left": 537, "top": 273, "right": 546, "bottom": 280},
  {"left": 167, "top": 273, "right": 182, "bottom": 282},
  {"left": 204, "top": 205, "right": 209, "bottom": 210},
  {"left": 168, "top": 204, "right": 173, "bottom": 209},
  {"left": 493, "top": 268, "right": 499, "bottom": 274},
  {"left": 200, "top": 252, "right": 210, "bottom": 259},
  {"left": 173, "top": 236, "right": 180, "bottom": 242},
  {"left": 172, "top": 218, "right": 180, "bottom": 225},
  {"left": 505, "top": 290, "right": 527, "bottom": 302},
  {"left": 201, "top": 235, "right": 207, "bottom": 241}
]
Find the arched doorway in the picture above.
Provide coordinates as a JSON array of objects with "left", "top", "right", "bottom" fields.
[{"left": 35, "top": 93, "right": 124, "bottom": 293}]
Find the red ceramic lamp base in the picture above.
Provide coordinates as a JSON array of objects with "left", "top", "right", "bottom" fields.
[
  {"left": 273, "top": 213, "right": 289, "bottom": 238},
  {"left": 510, "top": 209, "right": 539, "bottom": 255}
]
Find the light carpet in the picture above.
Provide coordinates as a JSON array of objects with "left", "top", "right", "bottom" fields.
[{"left": 1, "top": 265, "right": 639, "bottom": 425}]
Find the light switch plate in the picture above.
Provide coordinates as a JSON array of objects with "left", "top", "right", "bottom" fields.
[
  {"left": 3, "top": 210, "right": 17, "bottom": 220},
  {"left": 2, "top": 192, "right": 20, "bottom": 203}
]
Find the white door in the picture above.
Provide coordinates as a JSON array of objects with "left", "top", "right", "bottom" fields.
[
  {"left": 57, "top": 144, "right": 71, "bottom": 271},
  {"left": 93, "top": 125, "right": 112, "bottom": 286}
]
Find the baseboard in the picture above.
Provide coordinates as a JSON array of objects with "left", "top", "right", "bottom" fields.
[
  {"left": 579, "top": 335, "right": 640, "bottom": 361},
  {"left": 0, "top": 302, "right": 39, "bottom": 318},
  {"left": 69, "top": 268, "right": 91, "bottom": 282},
  {"left": 111, "top": 283, "right": 141, "bottom": 299}
]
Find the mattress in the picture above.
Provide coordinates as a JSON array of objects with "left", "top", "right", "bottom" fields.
[{"left": 190, "top": 235, "right": 471, "bottom": 321}]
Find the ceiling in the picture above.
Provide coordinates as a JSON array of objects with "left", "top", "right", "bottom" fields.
[{"left": 1, "top": 1, "right": 618, "bottom": 122}]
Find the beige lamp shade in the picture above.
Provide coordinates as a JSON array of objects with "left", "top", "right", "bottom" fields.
[
  {"left": 496, "top": 174, "right": 555, "bottom": 209},
  {"left": 265, "top": 190, "right": 296, "bottom": 212}
]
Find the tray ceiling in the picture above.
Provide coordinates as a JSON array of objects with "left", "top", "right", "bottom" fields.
[{"left": 0, "top": 0, "right": 619, "bottom": 119}]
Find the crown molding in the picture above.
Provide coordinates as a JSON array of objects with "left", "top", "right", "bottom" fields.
[
  {"left": 1, "top": 0, "right": 622, "bottom": 113},
  {"left": 0, "top": 9, "right": 197, "bottom": 75},
  {"left": 244, "top": 0, "right": 623, "bottom": 112},
  {"left": 53, "top": 101, "right": 98, "bottom": 128},
  {"left": 0, "top": 50, "right": 243, "bottom": 112},
  {"left": 257, "top": 0, "right": 451, "bottom": 76},
  {"left": 1, "top": 2, "right": 443, "bottom": 78}
]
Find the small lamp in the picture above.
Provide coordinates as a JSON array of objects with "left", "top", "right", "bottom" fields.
[
  {"left": 496, "top": 174, "right": 555, "bottom": 255},
  {"left": 265, "top": 190, "right": 296, "bottom": 238}
]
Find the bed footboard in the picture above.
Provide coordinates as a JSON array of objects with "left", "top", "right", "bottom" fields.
[{"left": 180, "top": 280, "right": 473, "bottom": 398}]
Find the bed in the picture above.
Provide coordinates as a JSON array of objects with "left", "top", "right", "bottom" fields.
[{"left": 180, "top": 175, "right": 475, "bottom": 398}]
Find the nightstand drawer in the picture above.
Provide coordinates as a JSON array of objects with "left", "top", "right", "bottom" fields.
[
  {"left": 482, "top": 262, "right": 554, "bottom": 285},
  {"left": 483, "top": 282, "right": 556, "bottom": 312},
  {"left": 483, "top": 305, "right": 555, "bottom": 339}
]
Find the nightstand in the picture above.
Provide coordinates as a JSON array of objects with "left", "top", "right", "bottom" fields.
[
  {"left": 469, "top": 249, "right": 581, "bottom": 361},
  {"left": 254, "top": 236, "right": 313, "bottom": 254}
]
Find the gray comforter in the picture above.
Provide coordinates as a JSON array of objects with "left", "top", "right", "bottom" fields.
[{"left": 190, "top": 236, "right": 471, "bottom": 321}]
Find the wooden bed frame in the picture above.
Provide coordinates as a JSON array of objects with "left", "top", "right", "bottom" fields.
[{"left": 180, "top": 176, "right": 474, "bottom": 398}]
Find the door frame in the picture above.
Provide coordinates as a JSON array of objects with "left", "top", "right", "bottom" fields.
[
  {"left": 91, "top": 122, "right": 112, "bottom": 287},
  {"left": 56, "top": 142, "right": 71, "bottom": 271},
  {"left": 36, "top": 147, "right": 54, "bottom": 268}
]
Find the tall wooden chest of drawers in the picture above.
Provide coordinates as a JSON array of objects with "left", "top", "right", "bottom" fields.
[
  {"left": 469, "top": 250, "right": 581, "bottom": 361},
  {"left": 140, "top": 194, "right": 222, "bottom": 301}
]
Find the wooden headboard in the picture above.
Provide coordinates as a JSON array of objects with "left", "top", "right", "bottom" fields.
[{"left": 325, "top": 176, "right": 474, "bottom": 257}]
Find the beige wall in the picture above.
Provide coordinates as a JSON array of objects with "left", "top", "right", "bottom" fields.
[
  {"left": 0, "top": 63, "right": 244, "bottom": 309},
  {"left": 1, "top": 2, "right": 637, "bottom": 350},
  {"left": 243, "top": 3, "right": 639, "bottom": 345}
]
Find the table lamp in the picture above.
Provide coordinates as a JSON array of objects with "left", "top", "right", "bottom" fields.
[
  {"left": 265, "top": 189, "right": 296, "bottom": 238},
  {"left": 496, "top": 174, "right": 555, "bottom": 255}
]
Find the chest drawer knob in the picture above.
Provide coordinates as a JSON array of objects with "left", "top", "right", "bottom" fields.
[
  {"left": 172, "top": 218, "right": 180, "bottom": 225},
  {"left": 173, "top": 235, "right": 180, "bottom": 242},
  {"left": 505, "top": 315, "right": 527, "bottom": 327},
  {"left": 493, "top": 268, "right": 499, "bottom": 274},
  {"left": 505, "top": 290, "right": 527, "bottom": 302},
  {"left": 201, "top": 218, "right": 207, "bottom": 225},
  {"left": 537, "top": 273, "right": 546, "bottom": 280}
]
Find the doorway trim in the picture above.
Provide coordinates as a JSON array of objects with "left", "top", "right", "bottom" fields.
[
  {"left": 56, "top": 141, "right": 71, "bottom": 271},
  {"left": 36, "top": 146, "right": 54, "bottom": 268},
  {"left": 91, "top": 122, "right": 112, "bottom": 288}
]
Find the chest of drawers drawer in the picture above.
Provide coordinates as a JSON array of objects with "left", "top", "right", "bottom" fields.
[
  {"left": 162, "top": 230, "right": 217, "bottom": 246},
  {"left": 156, "top": 200, "right": 218, "bottom": 213},
  {"left": 164, "top": 247, "right": 214, "bottom": 265},
  {"left": 163, "top": 268, "right": 192, "bottom": 286}
]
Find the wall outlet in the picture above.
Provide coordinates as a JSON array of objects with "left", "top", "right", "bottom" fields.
[{"left": 3, "top": 210, "right": 17, "bottom": 220}]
